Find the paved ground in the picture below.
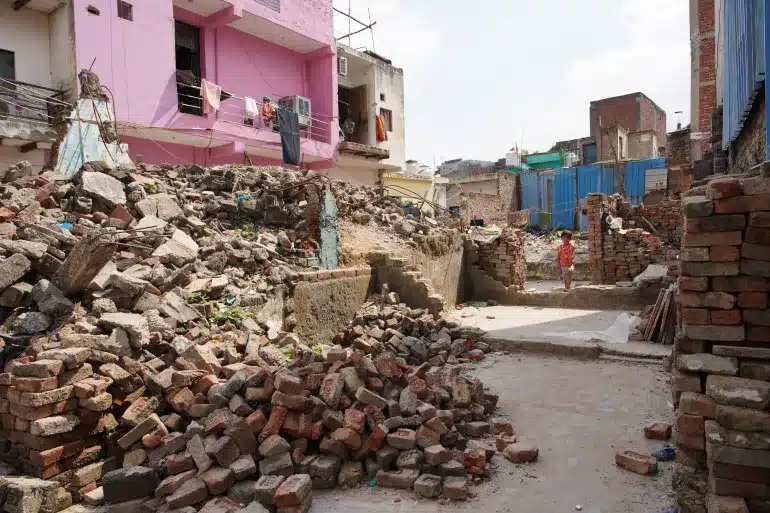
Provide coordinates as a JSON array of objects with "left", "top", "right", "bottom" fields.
[
  {"left": 524, "top": 279, "right": 591, "bottom": 292},
  {"left": 313, "top": 353, "right": 675, "bottom": 513},
  {"left": 447, "top": 305, "right": 671, "bottom": 359}
]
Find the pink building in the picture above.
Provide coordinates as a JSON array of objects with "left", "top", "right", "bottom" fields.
[{"left": 0, "top": 0, "right": 338, "bottom": 170}]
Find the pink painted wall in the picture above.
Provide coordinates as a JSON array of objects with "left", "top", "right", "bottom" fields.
[{"left": 70, "top": 0, "right": 336, "bottom": 165}]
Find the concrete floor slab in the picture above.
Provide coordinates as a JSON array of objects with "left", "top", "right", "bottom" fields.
[
  {"left": 312, "top": 353, "right": 675, "bottom": 513},
  {"left": 447, "top": 305, "right": 671, "bottom": 360}
]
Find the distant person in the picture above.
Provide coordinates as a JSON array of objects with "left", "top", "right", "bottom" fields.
[{"left": 557, "top": 230, "right": 575, "bottom": 291}]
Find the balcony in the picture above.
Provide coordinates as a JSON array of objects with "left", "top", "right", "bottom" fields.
[
  {"left": 173, "top": 0, "right": 333, "bottom": 54},
  {"left": 0, "top": 78, "right": 67, "bottom": 149},
  {"left": 174, "top": 71, "right": 334, "bottom": 146}
]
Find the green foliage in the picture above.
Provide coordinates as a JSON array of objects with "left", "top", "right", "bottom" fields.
[{"left": 210, "top": 306, "right": 255, "bottom": 325}]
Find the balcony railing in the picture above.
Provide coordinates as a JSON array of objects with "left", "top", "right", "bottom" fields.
[
  {"left": 0, "top": 77, "right": 68, "bottom": 127},
  {"left": 176, "top": 72, "right": 333, "bottom": 144}
]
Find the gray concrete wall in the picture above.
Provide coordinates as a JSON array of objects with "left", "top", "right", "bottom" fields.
[
  {"left": 291, "top": 274, "right": 374, "bottom": 346},
  {"left": 409, "top": 234, "right": 465, "bottom": 306}
]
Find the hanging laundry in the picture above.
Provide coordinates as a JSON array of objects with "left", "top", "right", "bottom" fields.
[
  {"left": 244, "top": 97, "right": 258, "bottom": 119},
  {"left": 375, "top": 114, "right": 388, "bottom": 142},
  {"left": 278, "top": 107, "right": 300, "bottom": 166},
  {"left": 200, "top": 78, "right": 221, "bottom": 115}
]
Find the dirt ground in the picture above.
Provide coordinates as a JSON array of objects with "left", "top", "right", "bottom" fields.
[
  {"left": 313, "top": 353, "right": 675, "bottom": 513},
  {"left": 337, "top": 219, "right": 414, "bottom": 266}
]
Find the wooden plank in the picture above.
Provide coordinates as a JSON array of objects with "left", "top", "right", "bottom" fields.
[
  {"left": 644, "top": 290, "right": 665, "bottom": 341},
  {"left": 649, "top": 290, "right": 669, "bottom": 343},
  {"left": 655, "top": 287, "right": 674, "bottom": 344}
]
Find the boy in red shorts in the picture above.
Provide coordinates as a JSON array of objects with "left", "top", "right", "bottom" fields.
[{"left": 557, "top": 230, "right": 575, "bottom": 291}]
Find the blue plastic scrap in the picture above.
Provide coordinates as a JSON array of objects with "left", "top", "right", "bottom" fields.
[
  {"left": 236, "top": 194, "right": 250, "bottom": 201},
  {"left": 57, "top": 222, "right": 73, "bottom": 231},
  {"left": 652, "top": 447, "right": 676, "bottom": 462}
]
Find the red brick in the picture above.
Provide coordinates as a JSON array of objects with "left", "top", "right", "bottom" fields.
[
  {"left": 715, "top": 195, "right": 770, "bottom": 214},
  {"left": 711, "top": 310, "right": 742, "bottom": 325},
  {"left": 684, "top": 231, "right": 743, "bottom": 247},
  {"left": 707, "top": 178, "right": 743, "bottom": 199},
  {"left": 644, "top": 423, "right": 672, "bottom": 440},
  {"left": 273, "top": 474, "right": 311, "bottom": 507},
  {"left": 679, "top": 392, "right": 717, "bottom": 418},
  {"left": 12, "top": 376, "right": 58, "bottom": 393},
  {"left": 675, "top": 412, "right": 705, "bottom": 436},
  {"left": 738, "top": 292, "right": 768, "bottom": 309},
  {"left": 710, "top": 246, "right": 741, "bottom": 262},
  {"left": 679, "top": 277, "right": 709, "bottom": 292},
  {"left": 746, "top": 226, "right": 770, "bottom": 245},
  {"left": 713, "top": 276, "right": 769, "bottom": 292},
  {"left": 258, "top": 406, "right": 287, "bottom": 444},
  {"left": 682, "top": 308, "right": 709, "bottom": 325},
  {"left": 615, "top": 450, "right": 657, "bottom": 475}
]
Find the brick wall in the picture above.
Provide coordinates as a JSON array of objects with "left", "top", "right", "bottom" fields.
[
  {"left": 591, "top": 93, "right": 667, "bottom": 158},
  {"left": 476, "top": 228, "right": 526, "bottom": 290},
  {"left": 672, "top": 175, "right": 770, "bottom": 513},
  {"left": 460, "top": 172, "right": 518, "bottom": 226},
  {"left": 691, "top": 0, "right": 716, "bottom": 156},
  {"left": 728, "top": 94, "right": 767, "bottom": 175},
  {"left": 625, "top": 198, "right": 683, "bottom": 243},
  {"left": 669, "top": 127, "right": 694, "bottom": 195},
  {"left": 587, "top": 193, "right": 679, "bottom": 284}
]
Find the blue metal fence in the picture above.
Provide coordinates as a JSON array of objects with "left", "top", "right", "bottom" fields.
[
  {"left": 552, "top": 168, "right": 576, "bottom": 230},
  {"left": 723, "top": 0, "right": 767, "bottom": 151},
  {"left": 624, "top": 158, "right": 667, "bottom": 205}
]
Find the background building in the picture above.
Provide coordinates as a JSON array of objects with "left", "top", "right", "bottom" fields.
[
  {"left": 1, "top": 0, "right": 338, "bottom": 170},
  {"left": 590, "top": 93, "right": 667, "bottom": 162}
]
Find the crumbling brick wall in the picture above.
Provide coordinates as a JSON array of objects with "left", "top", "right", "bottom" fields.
[
  {"left": 728, "top": 94, "right": 766, "bottom": 175},
  {"left": 587, "top": 193, "right": 678, "bottom": 284},
  {"left": 624, "top": 198, "right": 683, "bottom": 243},
  {"left": 459, "top": 172, "right": 518, "bottom": 226},
  {"left": 475, "top": 228, "right": 526, "bottom": 290},
  {"left": 672, "top": 175, "right": 770, "bottom": 513}
]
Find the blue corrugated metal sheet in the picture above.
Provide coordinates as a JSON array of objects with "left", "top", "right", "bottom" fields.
[
  {"left": 723, "top": 0, "right": 766, "bottom": 150},
  {"left": 624, "top": 158, "right": 667, "bottom": 205},
  {"left": 519, "top": 171, "right": 540, "bottom": 227},
  {"left": 576, "top": 165, "right": 615, "bottom": 230},
  {"left": 552, "top": 168, "right": 576, "bottom": 230}
]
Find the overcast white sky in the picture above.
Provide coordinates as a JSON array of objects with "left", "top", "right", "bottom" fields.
[{"left": 333, "top": 0, "right": 690, "bottom": 167}]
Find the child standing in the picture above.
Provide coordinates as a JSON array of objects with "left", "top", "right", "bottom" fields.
[{"left": 557, "top": 230, "right": 575, "bottom": 291}]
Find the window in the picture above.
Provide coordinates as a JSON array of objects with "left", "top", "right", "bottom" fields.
[
  {"left": 0, "top": 49, "right": 15, "bottom": 81},
  {"left": 174, "top": 21, "right": 202, "bottom": 116},
  {"left": 380, "top": 108, "right": 393, "bottom": 132},
  {"left": 380, "top": 93, "right": 386, "bottom": 102},
  {"left": 117, "top": 1, "right": 133, "bottom": 21}
]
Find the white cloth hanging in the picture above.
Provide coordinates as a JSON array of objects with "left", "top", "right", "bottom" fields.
[{"left": 244, "top": 96, "right": 258, "bottom": 119}]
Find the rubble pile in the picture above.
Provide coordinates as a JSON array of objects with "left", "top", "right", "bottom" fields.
[
  {"left": 475, "top": 228, "right": 526, "bottom": 290},
  {"left": 0, "top": 159, "right": 520, "bottom": 513},
  {"left": 0, "top": 296, "right": 524, "bottom": 513},
  {"left": 334, "top": 180, "right": 459, "bottom": 256},
  {"left": 672, "top": 175, "right": 770, "bottom": 513}
]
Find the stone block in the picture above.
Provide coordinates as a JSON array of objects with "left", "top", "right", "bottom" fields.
[
  {"left": 102, "top": 467, "right": 160, "bottom": 504},
  {"left": 706, "top": 375, "right": 770, "bottom": 409}
]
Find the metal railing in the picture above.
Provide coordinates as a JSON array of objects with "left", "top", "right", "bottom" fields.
[
  {"left": 175, "top": 73, "right": 333, "bottom": 144},
  {"left": 0, "top": 77, "right": 68, "bottom": 126}
]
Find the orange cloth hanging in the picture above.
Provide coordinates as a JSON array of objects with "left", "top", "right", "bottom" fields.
[
  {"left": 200, "top": 79, "right": 221, "bottom": 115},
  {"left": 375, "top": 115, "right": 388, "bottom": 142}
]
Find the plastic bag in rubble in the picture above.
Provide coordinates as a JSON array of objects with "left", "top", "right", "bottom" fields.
[{"left": 543, "top": 312, "right": 633, "bottom": 344}]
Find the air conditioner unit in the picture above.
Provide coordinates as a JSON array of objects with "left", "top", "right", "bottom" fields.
[
  {"left": 279, "top": 95, "right": 312, "bottom": 127},
  {"left": 338, "top": 56, "right": 348, "bottom": 77}
]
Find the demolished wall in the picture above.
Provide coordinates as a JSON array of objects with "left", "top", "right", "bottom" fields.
[
  {"left": 587, "top": 193, "right": 679, "bottom": 284},
  {"left": 474, "top": 229, "right": 526, "bottom": 290},
  {"left": 672, "top": 175, "right": 770, "bottom": 513}
]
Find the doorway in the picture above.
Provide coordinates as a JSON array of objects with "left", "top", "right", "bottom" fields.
[{"left": 338, "top": 85, "right": 368, "bottom": 145}]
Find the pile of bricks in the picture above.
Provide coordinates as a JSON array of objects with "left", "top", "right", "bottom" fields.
[
  {"left": 603, "top": 228, "right": 676, "bottom": 282},
  {"left": 672, "top": 175, "right": 770, "bottom": 513},
  {"left": 475, "top": 228, "right": 526, "bottom": 290},
  {"left": 587, "top": 193, "right": 678, "bottom": 284},
  {"left": 0, "top": 299, "right": 539, "bottom": 513}
]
